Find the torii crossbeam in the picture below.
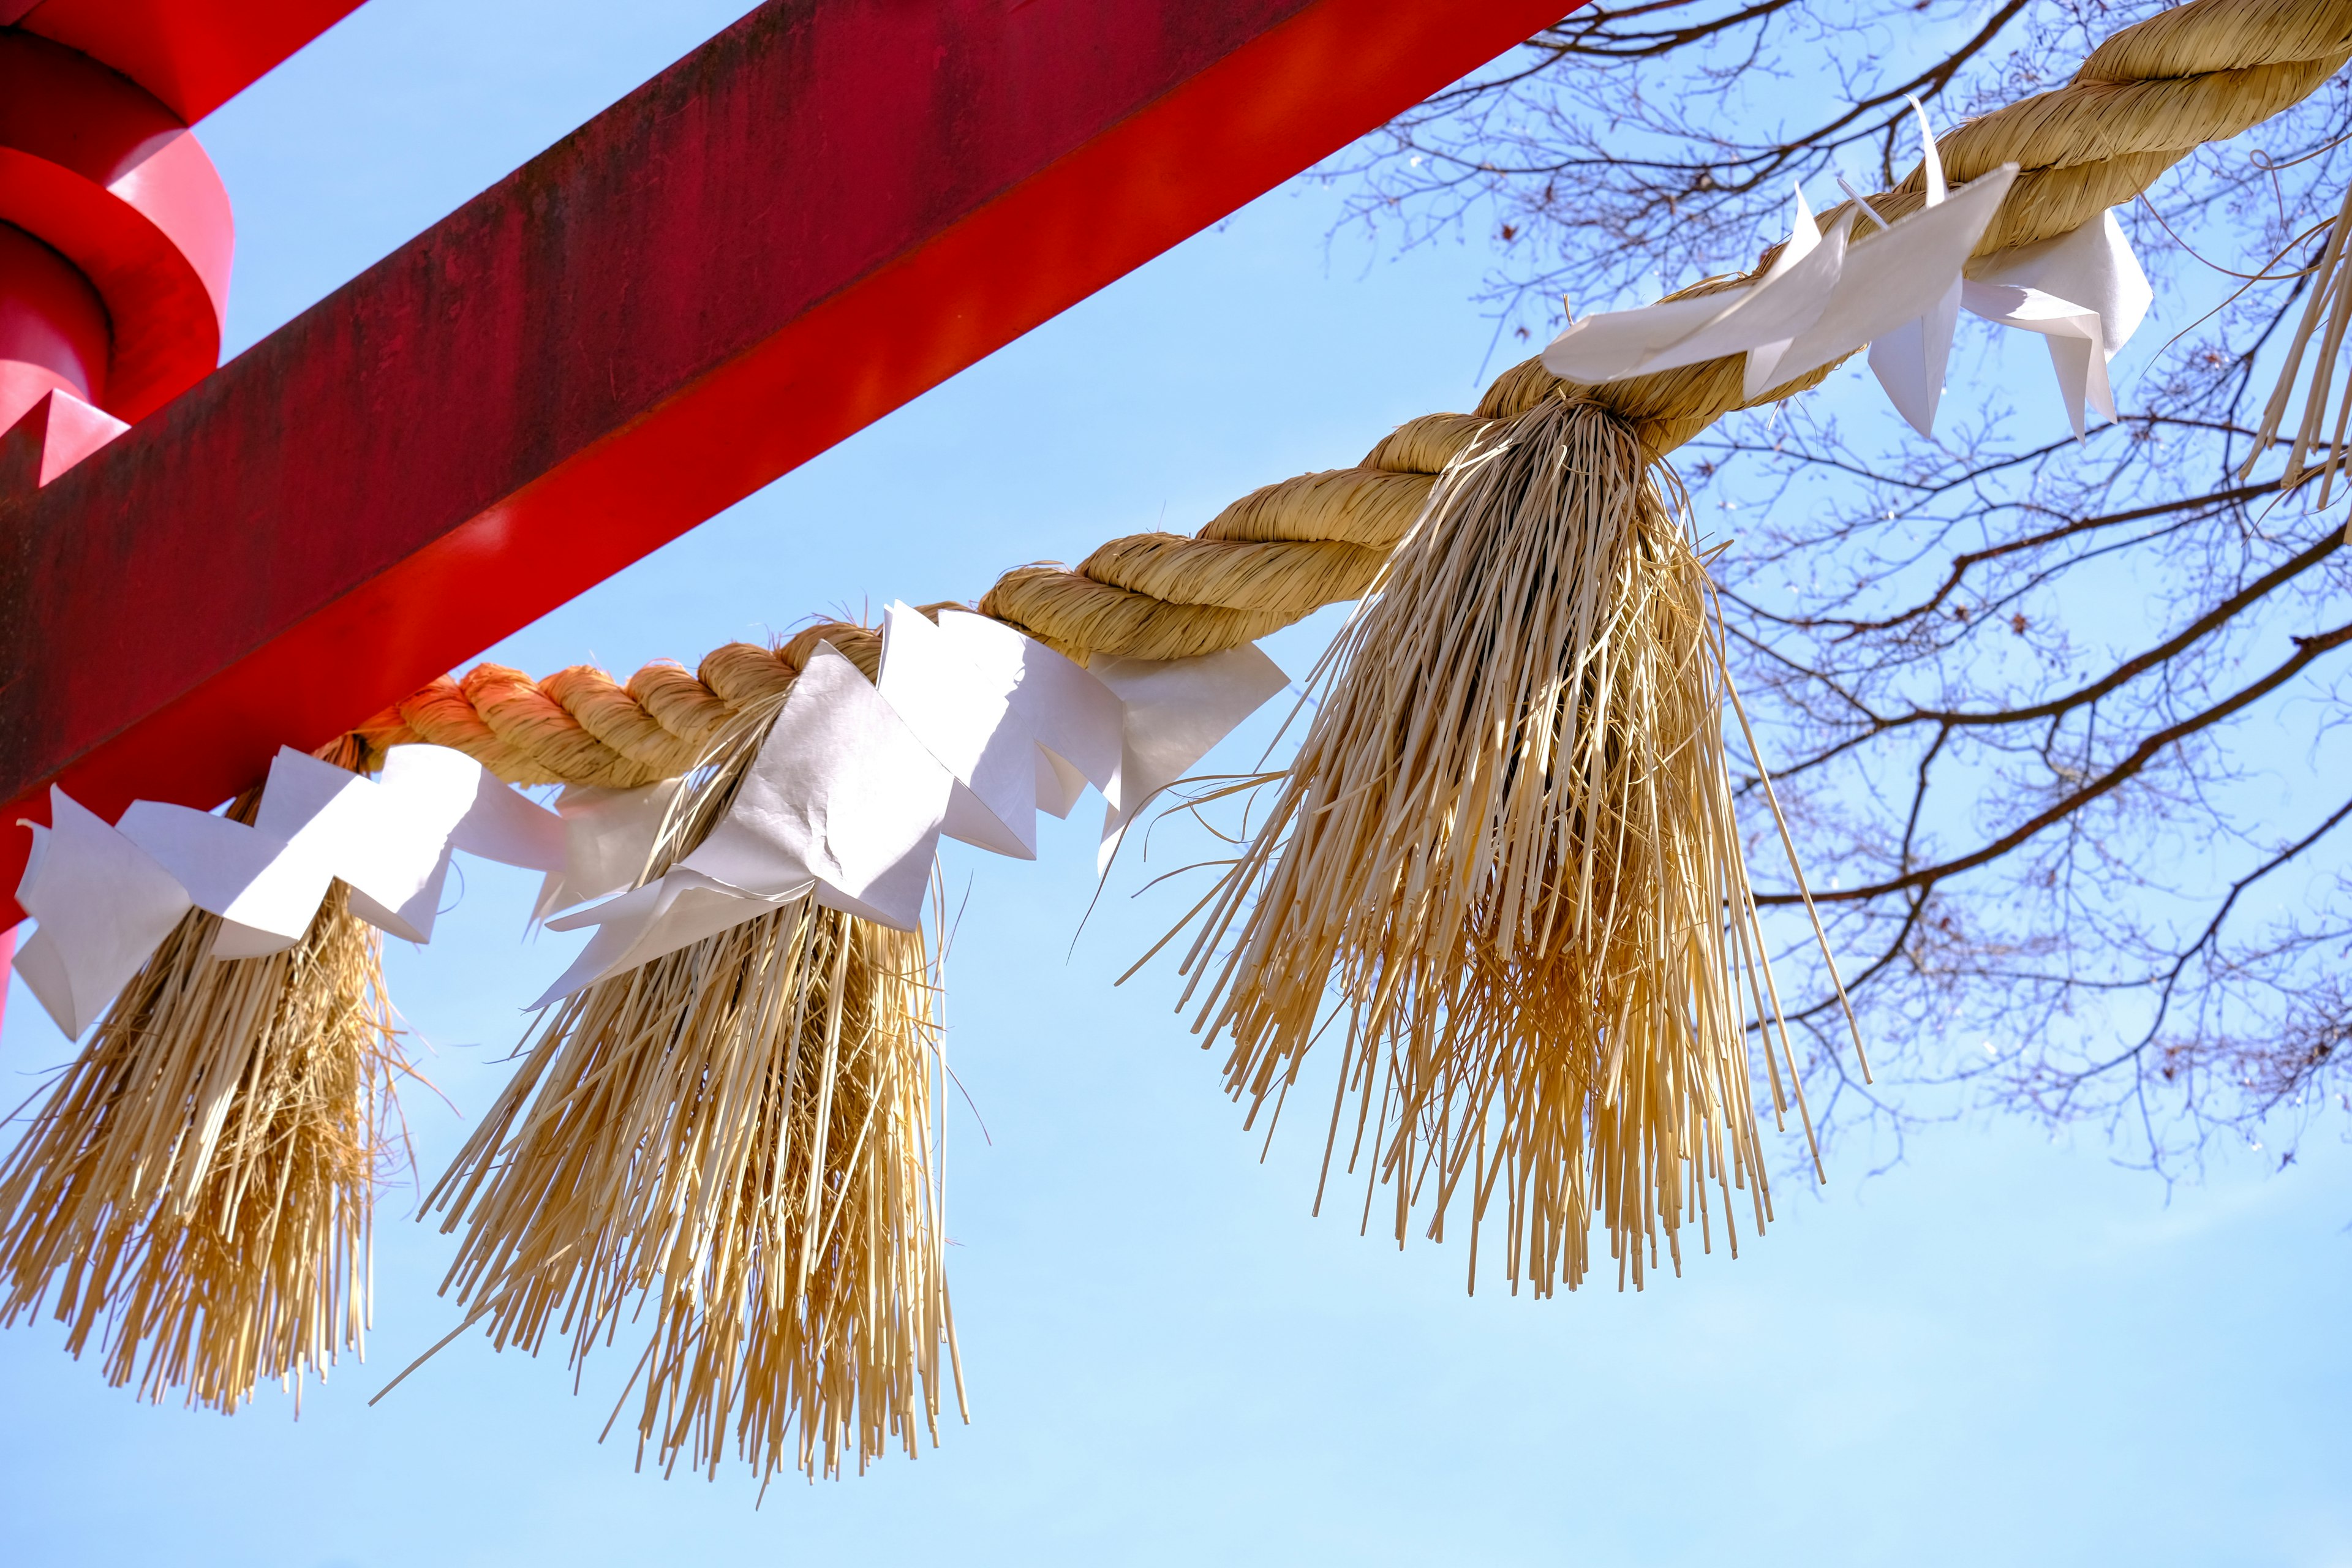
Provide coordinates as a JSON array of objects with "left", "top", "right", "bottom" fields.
[{"left": 0, "top": 0, "right": 1570, "bottom": 923}]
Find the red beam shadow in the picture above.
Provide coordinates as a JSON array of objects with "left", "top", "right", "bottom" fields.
[{"left": 0, "top": 0, "right": 1573, "bottom": 921}]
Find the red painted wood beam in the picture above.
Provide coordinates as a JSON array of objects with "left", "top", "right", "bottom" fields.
[{"left": 0, "top": 0, "right": 1572, "bottom": 923}]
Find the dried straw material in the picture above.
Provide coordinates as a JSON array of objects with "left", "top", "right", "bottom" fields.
[
  {"left": 1170, "top": 398, "right": 1836, "bottom": 1294},
  {"left": 414, "top": 690, "right": 960, "bottom": 1485},
  {"left": 0, "top": 753, "right": 402, "bottom": 1411},
  {"left": 2242, "top": 175, "right": 2352, "bottom": 529}
]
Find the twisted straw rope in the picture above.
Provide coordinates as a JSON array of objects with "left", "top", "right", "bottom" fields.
[{"left": 358, "top": 0, "right": 2352, "bottom": 789}]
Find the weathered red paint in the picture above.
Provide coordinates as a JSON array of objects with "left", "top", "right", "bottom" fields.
[
  {"left": 0, "top": 0, "right": 1572, "bottom": 923},
  {"left": 1, "top": 0, "right": 369, "bottom": 122}
]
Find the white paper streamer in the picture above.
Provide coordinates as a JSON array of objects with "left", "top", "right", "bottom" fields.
[
  {"left": 1962, "top": 209, "right": 2153, "bottom": 438},
  {"left": 1547, "top": 119, "right": 2149, "bottom": 446},
  {"left": 681, "top": 641, "right": 955, "bottom": 928},
  {"left": 535, "top": 867, "right": 813, "bottom": 1007},
  {"left": 880, "top": 605, "right": 1041, "bottom": 859},
  {"left": 1536, "top": 92, "right": 2157, "bottom": 446},
  {"left": 1540, "top": 197, "right": 1854, "bottom": 388},
  {"left": 10, "top": 616, "right": 1292, "bottom": 1017},
  {"left": 1091, "top": 644, "right": 1291, "bottom": 872},
  {"left": 1844, "top": 100, "right": 2156, "bottom": 439},
  {"left": 533, "top": 777, "right": 685, "bottom": 919},
  {"left": 943, "top": 608, "right": 1128, "bottom": 809},
  {"left": 533, "top": 624, "right": 1288, "bottom": 1001},
  {"left": 12, "top": 745, "right": 565, "bottom": 1037},
  {"left": 13, "top": 791, "right": 194, "bottom": 1038},
  {"left": 876, "top": 603, "right": 1129, "bottom": 861},
  {"left": 1541, "top": 135, "right": 2016, "bottom": 403},
  {"left": 535, "top": 641, "right": 959, "bottom": 1003}
]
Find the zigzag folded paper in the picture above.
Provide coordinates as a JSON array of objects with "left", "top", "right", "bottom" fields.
[
  {"left": 530, "top": 776, "right": 686, "bottom": 919},
  {"left": 1959, "top": 211, "right": 2152, "bottom": 439},
  {"left": 12, "top": 610, "right": 1294, "bottom": 1020},
  {"left": 1540, "top": 144, "right": 2018, "bottom": 401},
  {"left": 533, "top": 617, "right": 1289, "bottom": 1003},
  {"left": 12, "top": 793, "right": 195, "bottom": 1040},
  {"left": 1089, "top": 645, "right": 1291, "bottom": 871},
  {"left": 13, "top": 745, "right": 567, "bottom": 1037},
  {"left": 877, "top": 602, "right": 1128, "bottom": 859},
  {"left": 1864, "top": 101, "right": 2153, "bottom": 439},
  {"left": 1543, "top": 97, "right": 2152, "bottom": 444}
]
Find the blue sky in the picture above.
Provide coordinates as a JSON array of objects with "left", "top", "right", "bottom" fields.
[{"left": 2, "top": 4, "right": 2348, "bottom": 1563}]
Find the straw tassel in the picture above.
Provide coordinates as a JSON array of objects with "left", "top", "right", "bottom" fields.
[
  {"left": 1175, "top": 396, "right": 1841, "bottom": 1293},
  {"left": 0, "top": 737, "right": 404, "bottom": 1411},
  {"left": 2244, "top": 177, "right": 2352, "bottom": 534},
  {"left": 413, "top": 674, "right": 961, "bottom": 1485}
]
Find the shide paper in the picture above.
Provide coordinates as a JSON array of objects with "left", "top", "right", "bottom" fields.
[
  {"left": 532, "top": 777, "right": 687, "bottom": 920},
  {"left": 684, "top": 641, "right": 954, "bottom": 928},
  {"left": 1540, "top": 95, "right": 2152, "bottom": 443},
  {"left": 1866, "top": 101, "right": 2153, "bottom": 438},
  {"left": 12, "top": 745, "right": 567, "bottom": 1038},
  {"left": 13, "top": 793, "right": 194, "bottom": 1038},
  {"left": 17, "top": 615, "right": 1292, "bottom": 1019},
  {"left": 1091, "top": 645, "right": 1290, "bottom": 871},
  {"left": 876, "top": 603, "right": 1128, "bottom": 860},
  {"left": 536, "top": 639, "right": 959, "bottom": 1003},
  {"left": 1960, "top": 210, "right": 2153, "bottom": 439},
  {"left": 535, "top": 616, "right": 1289, "bottom": 1002},
  {"left": 1540, "top": 143, "right": 2018, "bottom": 401}
]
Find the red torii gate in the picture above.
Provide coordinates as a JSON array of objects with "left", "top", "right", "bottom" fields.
[{"left": 0, "top": 0, "right": 1571, "bottom": 932}]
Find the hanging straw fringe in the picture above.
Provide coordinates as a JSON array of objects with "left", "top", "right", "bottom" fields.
[
  {"left": 409, "top": 682, "right": 960, "bottom": 1485},
  {"left": 2242, "top": 176, "right": 2352, "bottom": 529},
  {"left": 0, "top": 739, "right": 404, "bottom": 1411},
  {"left": 1169, "top": 399, "right": 1845, "bottom": 1292}
]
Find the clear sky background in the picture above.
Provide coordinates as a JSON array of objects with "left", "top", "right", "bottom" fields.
[{"left": 3, "top": 4, "right": 2349, "bottom": 1564}]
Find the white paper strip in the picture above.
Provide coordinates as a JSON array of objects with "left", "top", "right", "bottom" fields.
[
  {"left": 1540, "top": 205, "right": 1853, "bottom": 388},
  {"left": 1091, "top": 644, "right": 1292, "bottom": 870},
  {"left": 533, "top": 777, "right": 684, "bottom": 918},
  {"left": 12, "top": 745, "right": 567, "bottom": 1035},
  {"left": 876, "top": 603, "right": 1129, "bottom": 859},
  {"left": 1036, "top": 747, "right": 1090, "bottom": 820},
  {"left": 116, "top": 797, "right": 334, "bottom": 959},
  {"left": 680, "top": 641, "right": 954, "bottom": 931},
  {"left": 1542, "top": 165, "right": 2015, "bottom": 398},
  {"left": 443, "top": 752, "right": 569, "bottom": 874},
  {"left": 1862, "top": 102, "right": 1959, "bottom": 435},
  {"left": 1963, "top": 209, "right": 2152, "bottom": 438},
  {"left": 878, "top": 603, "right": 1046, "bottom": 859},
  {"left": 537, "top": 643, "right": 960, "bottom": 1002},
  {"left": 13, "top": 790, "right": 194, "bottom": 1038},
  {"left": 533, "top": 627, "right": 1287, "bottom": 998},
  {"left": 532, "top": 867, "right": 812, "bottom": 1008},
  {"left": 938, "top": 608, "right": 1127, "bottom": 800},
  {"left": 1743, "top": 183, "right": 1833, "bottom": 397},
  {"left": 1545, "top": 86, "right": 2015, "bottom": 437},
  {"left": 1844, "top": 98, "right": 2152, "bottom": 441},
  {"left": 1761, "top": 164, "right": 2015, "bottom": 395},
  {"left": 1868, "top": 276, "right": 1963, "bottom": 436}
]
